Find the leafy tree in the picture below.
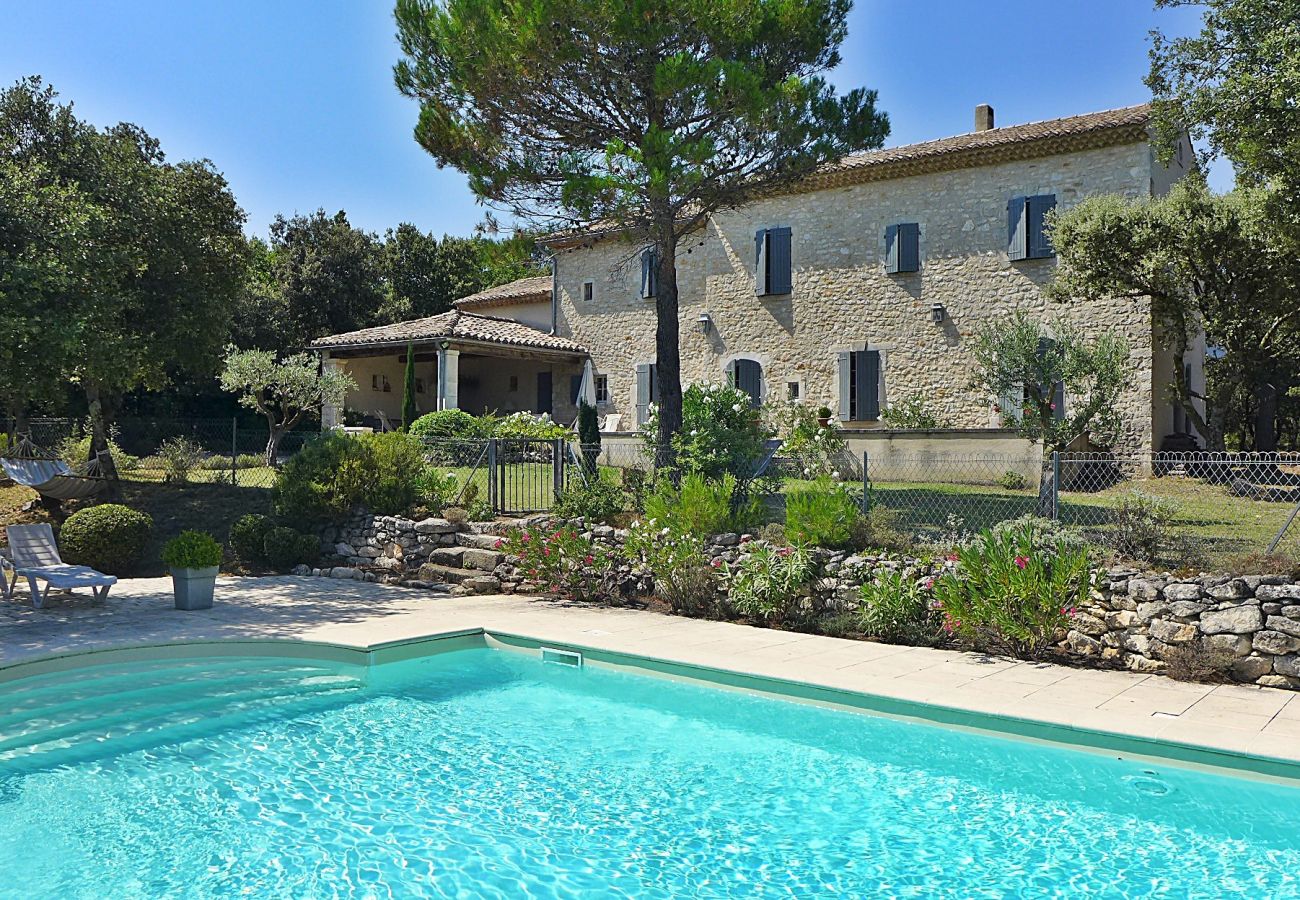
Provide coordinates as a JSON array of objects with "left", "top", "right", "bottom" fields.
[
  {"left": 269, "top": 209, "right": 385, "bottom": 347},
  {"left": 395, "top": 0, "right": 888, "bottom": 468},
  {"left": 219, "top": 348, "right": 357, "bottom": 465},
  {"left": 0, "top": 77, "right": 247, "bottom": 473},
  {"left": 1047, "top": 177, "right": 1300, "bottom": 450},
  {"left": 230, "top": 236, "right": 291, "bottom": 351},
  {"left": 1148, "top": 0, "right": 1300, "bottom": 226}
]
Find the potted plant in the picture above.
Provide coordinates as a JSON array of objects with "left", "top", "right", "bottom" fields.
[
  {"left": 161, "top": 530, "right": 224, "bottom": 610},
  {"left": 816, "top": 405, "right": 833, "bottom": 428}
]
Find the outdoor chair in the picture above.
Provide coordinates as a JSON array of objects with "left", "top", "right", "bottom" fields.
[{"left": 1, "top": 523, "right": 116, "bottom": 609}]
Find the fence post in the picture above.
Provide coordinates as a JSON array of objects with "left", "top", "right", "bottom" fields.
[
  {"left": 487, "top": 438, "right": 498, "bottom": 513},
  {"left": 552, "top": 438, "right": 564, "bottom": 500},
  {"left": 231, "top": 418, "right": 238, "bottom": 486},
  {"left": 861, "top": 451, "right": 871, "bottom": 513},
  {"left": 1051, "top": 451, "right": 1061, "bottom": 521}
]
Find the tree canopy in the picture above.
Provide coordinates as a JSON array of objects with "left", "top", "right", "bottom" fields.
[
  {"left": 1048, "top": 177, "right": 1300, "bottom": 451},
  {"left": 394, "top": 0, "right": 887, "bottom": 465}
]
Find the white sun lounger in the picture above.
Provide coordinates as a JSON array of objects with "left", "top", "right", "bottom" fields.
[{"left": 2, "top": 524, "right": 116, "bottom": 608}]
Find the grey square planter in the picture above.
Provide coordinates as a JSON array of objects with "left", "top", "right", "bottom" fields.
[{"left": 171, "top": 566, "right": 219, "bottom": 610}]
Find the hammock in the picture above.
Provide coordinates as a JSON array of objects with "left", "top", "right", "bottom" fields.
[{"left": 0, "top": 435, "right": 110, "bottom": 502}]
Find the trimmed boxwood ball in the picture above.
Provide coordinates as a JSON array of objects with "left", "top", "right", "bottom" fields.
[
  {"left": 161, "top": 530, "right": 224, "bottom": 570},
  {"left": 59, "top": 503, "right": 153, "bottom": 575},
  {"left": 229, "top": 514, "right": 272, "bottom": 563},
  {"left": 263, "top": 525, "right": 317, "bottom": 572}
]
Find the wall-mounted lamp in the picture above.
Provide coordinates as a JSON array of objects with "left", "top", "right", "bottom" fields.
[
  {"left": 697, "top": 312, "right": 713, "bottom": 334},
  {"left": 438, "top": 339, "right": 451, "bottom": 350},
  {"left": 930, "top": 303, "right": 946, "bottom": 325}
]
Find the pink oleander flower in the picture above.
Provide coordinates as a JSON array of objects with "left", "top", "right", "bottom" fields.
[
  {"left": 584, "top": 555, "right": 594, "bottom": 565},
  {"left": 542, "top": 548, "right": 550, "bottom": 557},
  {"left": 946, "top": 553, "right": 959, "bottom": 562},
  {"left": 1014, "top": 555, "right": 1029, "bottom": 569},
  {"left": 494, "top": 539, "right": 504, "bottom": 550},
  {"left": 521, "top": 532, "right": 532, "bottom": 544},
  {"left": 710, "top": 559, "right": 723, "bottom": 569},
  {"left": 1049, "top": 402, "right": 1056, "bottom": 411},
  {"left": 777, "top": 547, "right": 792, "bottom": 557},
  {"left": 923, "top": 577, "right": 934, "bottom": 590}
]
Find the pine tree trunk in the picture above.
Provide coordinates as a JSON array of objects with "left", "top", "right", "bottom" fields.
[
  {"left": 1254, "top": 380, "right": 1278, "bottom": 452},
  {"left": 652, "top": 225, "right": 683, "bottom": 474}
]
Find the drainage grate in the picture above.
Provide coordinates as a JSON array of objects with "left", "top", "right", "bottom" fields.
[{"left": 540, "top": 647, "right": 583, "bottom": 668}]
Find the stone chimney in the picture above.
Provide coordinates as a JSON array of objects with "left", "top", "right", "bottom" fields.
[{"left": 975, "top": 104, "right": 995, "bottom": 132}]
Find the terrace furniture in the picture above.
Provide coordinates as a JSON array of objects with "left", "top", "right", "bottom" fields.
[
  {"left": 2, "top": 523, "right": 116, "bottom": 609},
  {"left": 0, "top": 434, "right": 109, "bottom": 502},
  {"left": 600, "top": 414, "right": 622, "bottom": 433}
]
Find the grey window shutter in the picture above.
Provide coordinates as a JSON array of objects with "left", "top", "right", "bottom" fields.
[
  {"left": 570, "top": 374, "right": 583, "bottom": 405},
  {"left": 754, "top": 229, "right": 769, "bottom": 295},
  {"left": 734, "top": 359, "right": 762, "bottom": 407},
  {"left": 640, "top": 247, "right": 657, "bottom": 298},
  {"left": 883, "top": 224, "right": 900, "bottom": 274},
  {"left": 1007, "top": 196, "right": 1028, "bottom": 261},
  {"left": 838, "top": 351, "right": 852, "bottom": 421},
  {"left": 1027, "top": 194, "right": 1057, "bottom": 258},
  {"left": 898, "top": 223, "right": 920, "bottom": 273},
  {"left": 768, "top": 227, "right": 792, "bottom": 294},
  {"left": 635, "top": 364, "right": 651, "bottom": 425},
  {"left": 856, "top": 350, "right": 881, "bottom": 420},
  {"left": 1052, "top": 379, "right": 1066, "bottom": 420}
]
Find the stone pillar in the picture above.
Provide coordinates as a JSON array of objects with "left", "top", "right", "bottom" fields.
[
  {"left": 437, "top": 347, "right": 460, "bottom": 410},
  {"left": 321, "top": 352, "right": 343, "bottom": 429}
]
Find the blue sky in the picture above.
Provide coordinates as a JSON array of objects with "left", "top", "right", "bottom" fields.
[{"left": 0, "top": 0, "right": 1228, "bottom": 240}]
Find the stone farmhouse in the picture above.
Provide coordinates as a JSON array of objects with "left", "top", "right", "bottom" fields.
[{"left": 314, "top": 103, "right": 1202, "bottom": 457}]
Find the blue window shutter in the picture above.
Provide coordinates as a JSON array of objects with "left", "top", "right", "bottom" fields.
[
  {"left": 838, "top": 351, "right": 852, "bottom": 421},
  {"left": 640, "top": 247, "right": 657, "bottom": 298},
  {"left": 883, "top": 224, "right": 900, "bottom": 274},
  {"left": 768, "top": 227, "right": 792, "bottom": 294},
  {"left": 1027, "top": 194, "right": 1057, "bottom": 258},
  {"left": 856, "top": 350, "right": 881, "bottom": 420},
  {"left": 898, "top": 223, "right": 920, "bottom": 273},
  {"left": 635, "top": 364, "right": 651, "bottom": 425},
  {"left": 1007, "top": 196, "right": 1028, "bottom": 261},
  {"left": 754, "top": 229, "right": 769, "bottom": 295}
]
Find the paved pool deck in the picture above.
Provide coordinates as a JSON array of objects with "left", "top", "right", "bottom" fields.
[{"left": 3, "top": 576, "right": 1300, "bottom": 770}]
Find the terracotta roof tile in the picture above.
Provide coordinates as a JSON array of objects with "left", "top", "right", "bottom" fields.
[
  {"left": 453, "top": 275, "right": 552, "bottom": 310},
  {"left": 310, "top": 309, "right": 586, "bottom": 355}
]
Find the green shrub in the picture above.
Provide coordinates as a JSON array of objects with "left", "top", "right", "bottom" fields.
[
  {"left": 263, "top": 525, "right": 317, "bottom": 572},
  {"left": 997, "top": 470, "right": 1029, "bottom": 490},
  {"left": 644, "top": 382, "right": 771, "bottom": 480},
  {"left": 785, "top": 477, "right": 860, "bottom": 549},
  {"left": 161, "top": 530, "right": 223, "bottom": 570},
  {"left": 415, "top": 467, "right": 461, "bottom": 511},
  {"left": 858, "top": 570, "right": 943, "bottom": 645},
  {"left": 229, "top": 514, "right": 272, "bottom": 564},
  {"left": 554, "top": 473, "right": 627, "bottom": 523},
  {"left": 488, "top": 411, "right": 571, "bottom": 440},
  {"left": 725, "top": 544, "right": 818, "bottom": 626},
  {"left": 852, "top": 504, "right": 910, "bottom": 553},
  {"left": 59, "top": 504, "right": 153, "bottom": 575},
  {"left": 409, "top": 409, "right": 483, "bottom": 441},
  {"left": 933, "top": 521, "right": 1092, "bottom": 658},
  {"left": 500, "top": 526, "right": 621, "bottom": 603},
  {"left": 59, "top": 425, "right": 139, "bottom": 473},
  {"left": 880, "top": 392, "right": 951, "bottom": 430},
  {"left": 159, "top": 437, "right": 206, "bottom": 483},
  {"left": 200, "top": 453, "right": 263, "bottom": 471},
  {"left": 624, "top": 517, "right": 720, "bottom": 617},
  {"left": 272, "top": 431, "right": 428, "bottom": 523},
  {"left": 987, "top": 515, "right": 1091, "bottom": 557},
  {"left": 1111, "top": 490, "right": 1179, "bottom": 564},
  {"left": 644, "top": 472, "right": 757, "bottom": 536},
  {"left": 767, "top": 401, "right": 847, "bottom": 479},
  {"left": 577, "top": 401, "right": 601, "bottom": 473}
]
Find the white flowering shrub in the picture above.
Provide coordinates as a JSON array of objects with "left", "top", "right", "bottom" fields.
[
  {"left": 767, "top": 401, "right": 847, "bottom": 479},
  {"left": 642, "top": 382, "right": 772, "bottom": 479}
]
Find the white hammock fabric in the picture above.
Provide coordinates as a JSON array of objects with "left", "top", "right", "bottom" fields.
[{"left": 0, "top": 436, "right": 109, "bottom": 501}]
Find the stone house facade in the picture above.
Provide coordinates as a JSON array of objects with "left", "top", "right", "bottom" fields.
[{"left": 314, "top": 103, "right": 1201, "bottom": 455}]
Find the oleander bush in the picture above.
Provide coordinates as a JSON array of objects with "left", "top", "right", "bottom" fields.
[
  {"left": 725, "top": 544, "right": 819, "bottom": 626},
  {"left": 59, "top": 504, "right": 154, "bottom": 575},
  {"left": 785, "top": 477, "right": 861, "bottom": 549},
  {"left": 644, "top": 382, "right": 771, "bottom": 480},
  {"left": 857, "top": 570, "right": 944, "bottom": 646},
  {"left": 624, "top": 517, "right": 720, "bottom": 617},
  {"left": 553, "top": 473, "right": 627, "bottom": 523},
  {"left": 933, "top": 521, "right": 1092, "bottom": 658},
  {"left": 161, "top": 530, "right": 223, "bottom": 570},
  {"left": 500, "top": 526, "right": 621, "bottom": 602}
]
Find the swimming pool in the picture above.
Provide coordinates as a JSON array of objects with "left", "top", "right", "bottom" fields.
[{"left": 1, "top": 645, "right": 1298, "bottom": 898}]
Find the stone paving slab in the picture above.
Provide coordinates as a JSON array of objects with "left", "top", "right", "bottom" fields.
[{"left": 1, "top": 575, "right": 1297, "bottom": 770}]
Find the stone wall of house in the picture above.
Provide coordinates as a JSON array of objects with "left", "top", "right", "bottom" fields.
[{"left": 552, "top": 138, "right": 1180, "bottom": 455}]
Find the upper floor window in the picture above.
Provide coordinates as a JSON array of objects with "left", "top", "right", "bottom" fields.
[
  {"left": 582, "top": 280, "right": 594, "bottom": 302},
  {"left": 884, "top": 223, "right": 920, "bottom": 274},
  {"left": 754, "top": 227, "right": 792, "bottom": 296},
  {"left": 595, "top": 374, "right": 609, "bottom": 404},
  {"left": 1008, "top": 194, "right": 1057, "bottom": 260}
]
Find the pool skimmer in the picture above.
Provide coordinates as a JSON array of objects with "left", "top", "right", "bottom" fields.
[{"left": 540, "top": 647, "right": 584, "bottom": 668}]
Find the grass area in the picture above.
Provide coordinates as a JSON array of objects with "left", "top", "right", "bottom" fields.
[
  {"left": 120, "top": 465, "right": 279, "bottom": 489},
  {"left": 1, "top": 480, "right": 272, "bottom": 577}
]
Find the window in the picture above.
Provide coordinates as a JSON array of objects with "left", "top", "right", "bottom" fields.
[
  {"left": 595, "top": 374, "right": 609, "bottom": 404},
  {"left": 786, "top": 380, "right": 801, "bottom": 402},
  {"left": 884, "top": 223, "right": 920, "bottom": 274},
  {"left": 837, "top": 349, "right": 881, "bottom": 421},
  {"left": 582, "top": 280, "right": 594, "bottom": 302},
  {"left": 754, "top": 227, "right": 792, "bottom": 296},
  {"left": 640, "top": 247, "right": 657, "bottom": 299},
  {"left": 728, "top": 358, "right": 763, "bottom": 408},
  {"left": 371, "top": 373, "right": 391, "bottom": 393},
  {"left": 635, "top": 363, "right": 658, "bottom": 425},
  {"left": 508, "top": 375, "right": 518, "bottom": 393},
  {"left": 1007, "top": 194, "right": 1057, "bottom": 260}
]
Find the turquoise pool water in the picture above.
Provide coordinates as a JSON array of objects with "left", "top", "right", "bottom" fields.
[{"left": 1, "top": 648, "right": 1298, "bottom": 898}]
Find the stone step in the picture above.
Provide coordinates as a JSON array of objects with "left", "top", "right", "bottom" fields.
[
  {"left": 456, "top": 533, "right": 506, "bottom": 550},
  {"left": 461, "top": 548, "right": 504, "bottom": 572},
  {"left": 416, "top": 563, "right": 482, "bottom": 584},
  {"left": 427, "top": 546, "right": 467, "bottom": 567}
]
